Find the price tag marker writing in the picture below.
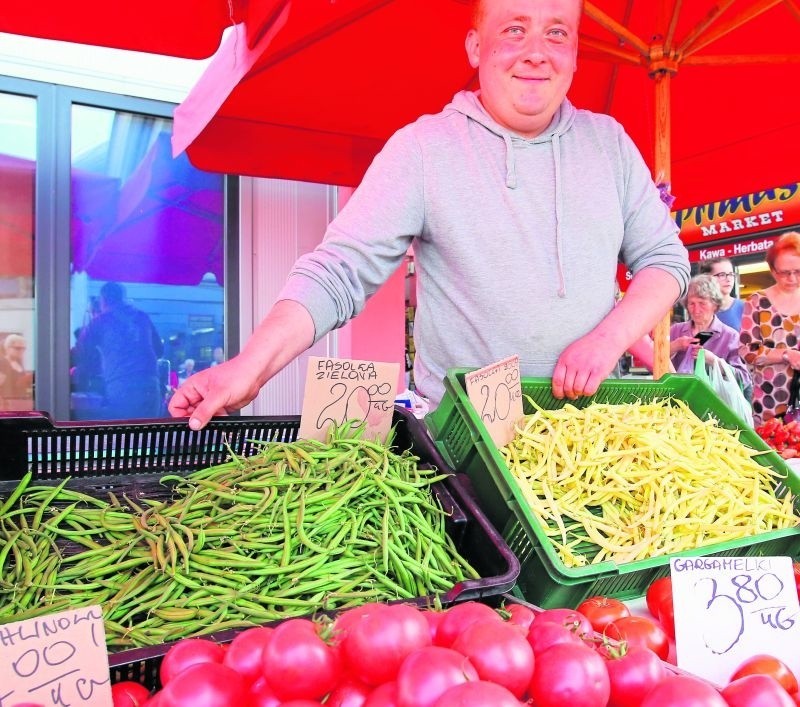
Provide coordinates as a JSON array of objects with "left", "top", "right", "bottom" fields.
[
  {"left": 464, "top": 355, "right": 523, "bottom": 448},
  {"left": 671, "top": 555, "right": 800, "bottom": 686},
  {"left": 299, "top": 356, "right": 399, "bottom": 444},
  {"left": 0, "top": 605, "right": 112, "bottom": 707}
]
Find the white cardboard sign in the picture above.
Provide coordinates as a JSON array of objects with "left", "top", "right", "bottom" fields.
[
  {"left": 464, "top": 355, "right": 524, "bottom": 448},
  {"left": 298, "top": 356, "right": 399, "bottom": 444},
  {"left": 0, "top": 605, "right": 112, "bottom": 707},
  {"left": 672, "top": 555, "right": 800, "bottom": 686}
]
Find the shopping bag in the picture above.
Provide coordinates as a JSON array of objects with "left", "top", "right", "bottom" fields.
[{"left": 695, "top": 349, "right": 754, "bottom": 427}]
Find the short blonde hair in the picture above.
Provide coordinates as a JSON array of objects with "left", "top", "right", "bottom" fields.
[
  {"left": 3, "top": 334, "right": 26, "bottom": 353},
  {"left": 470, "top": 0, "right": 585, "bottom": 29}
]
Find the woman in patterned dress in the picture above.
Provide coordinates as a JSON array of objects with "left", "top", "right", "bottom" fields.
[{"left": 739, "top": 231, "right": 800, "bottom": 425}]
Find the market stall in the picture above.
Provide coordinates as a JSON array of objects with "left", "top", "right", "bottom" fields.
[{"left": 2, "top": 2, "right": 800, "bottom": 705}]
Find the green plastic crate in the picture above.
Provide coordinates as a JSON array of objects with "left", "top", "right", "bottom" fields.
[{"left": 426, "top": 369, "right": 800, "bottom": 609}]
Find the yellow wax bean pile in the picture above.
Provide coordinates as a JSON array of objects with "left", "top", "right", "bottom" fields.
[{"left": 501, "top": 398, "right": 798, "bottom": 568}]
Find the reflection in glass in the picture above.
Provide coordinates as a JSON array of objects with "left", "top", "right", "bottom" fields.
[
  {"left": 0, "top": 92, "right": 36, "bottom": 411},
  {"left": 69, "top": 105, "right": 225, "bottom": 421}
]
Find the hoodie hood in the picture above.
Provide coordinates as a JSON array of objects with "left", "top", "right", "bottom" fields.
[{"left": 448, "top": 90, "right": 576, "bottom": 296}]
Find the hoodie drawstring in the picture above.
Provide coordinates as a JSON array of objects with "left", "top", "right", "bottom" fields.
[
  {"left": 552, "top": 133, "right": 566, "bottom": 298},
  {"left": 503, "top": 133, "right": 517, "bottom": 189}
]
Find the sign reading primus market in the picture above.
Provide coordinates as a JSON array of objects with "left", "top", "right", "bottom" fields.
[{"left": 675, "top": 182, "right": 800, "bottom": 246}]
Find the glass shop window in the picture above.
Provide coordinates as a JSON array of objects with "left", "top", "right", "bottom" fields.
[{"left": 69, "top": 105, "right": 225, "bottom": 421}]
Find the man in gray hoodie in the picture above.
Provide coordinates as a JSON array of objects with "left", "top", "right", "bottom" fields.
[{"left": 170, "top": 0, "right": 689, "bottom": 430}]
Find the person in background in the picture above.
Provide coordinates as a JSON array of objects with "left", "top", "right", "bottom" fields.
[
  {"left": 739, "top": 231, "right": 800, "bottom": 426},
  {"left": 178, "top": 358, "right": 196, "bottom": 385},
  {"left": 699, "top": 257, "right": 743, "bottom": 330},
  {"left": 0, "top": 334, "right": 33, "bottom": 404},
  {"left": 169, "top": 0, "right": 690, "bottom": 430},
  {"left": 210, "top": 346, "right": 225, "bottom": 367},
  {"left": 76, "top": 281, "right": 164, "bottom": 419},
  {"left": 670, "top": 274, "right": 751, "bottom": 390}
]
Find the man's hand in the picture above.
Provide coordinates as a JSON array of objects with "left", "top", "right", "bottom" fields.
[
  {"left": 551, "top": 333, "right": 623, "bottom": 399},
  {"left": 168, "top": 356, "right": 265, "bottom": 430}
]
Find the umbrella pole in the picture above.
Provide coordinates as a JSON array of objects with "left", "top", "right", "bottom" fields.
[{"left": 652, "top": 69, "right": 672, "bottom": 380}]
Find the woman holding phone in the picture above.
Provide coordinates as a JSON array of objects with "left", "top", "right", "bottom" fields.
[{"left": 670, "top": 274, "right": 751, "bottom": 389}]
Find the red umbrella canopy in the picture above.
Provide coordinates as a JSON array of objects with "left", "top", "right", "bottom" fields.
[
  {"left": 0, "top": 0, "right": 279, "bottom": 59},
  {"left": 174, "top": 0, "right": 800, "bottom": 210}
]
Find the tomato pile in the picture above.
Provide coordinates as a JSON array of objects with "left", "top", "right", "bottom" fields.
[
  {"left": 91, "top": 589, "right": 800, "bottom": 707},
  {"left": 755, "top": 418, "right": 800, "bottom": 458}
]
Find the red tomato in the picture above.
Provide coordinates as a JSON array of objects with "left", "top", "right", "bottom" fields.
[
  {"left": 730, "top": 655, "right": 799, "bottom": 695},
  {"left": 325, "top": 677, "right": 372, "bottom": 707},
  {"left": 604, "top": 615, "right": 670, "bottom": 661},
  {"left": 528, "top": 642, "right": 610, "bottom": 707},
  {"left": 222, "top": 626, "right": 274, "bottom": 686},
  {"left": 657, "top": 599, "right": 675, "bottom": 640},
  {"left": 793, "top": 563, "right": 800, "bottom": 600},
  {"left": 395, "top": 646, "right": 479, "bottom": 707},
  {"left": 577, "top": 596, "right": 632, "bottom": 633},
  {"left": 504, "top": 602, "right": 536, "bottom": 633},
  {"left": 645, "top": 576, "right": 673, "bottom": 619},
  {"left": 450, "top": 618, "right": 534, "bottom": 698},
  {"left": 431, "top": 680, "right": 522, "bottom": 706},
  {"left": 605, "top": 647, "right": 667, "bottom": 707},
  {"left": 160, "top": 662, "right": 249, "bottom": 707},
  {"left": 159, "top": 638, "right": 226, "bottom": 686},
  {"left": 422, "top": 610, "right": 445, "bottom": 642},
  {"left": 434, "top": 601, "right": 501, "bottom": 647},
  {"left": 363, "top": 681, "right": 399, "bottom": 707},
  {"left": 342, "top": 603, "right": 431, "bottom": 685},
  {"left": 280, "top": 702, "right": 324, "bottom": 706},
  {"left": 247, "top": 677, "right": 281, "bottom": 707},
  {"left": 333, "top": 603, "right": 385, "bottom": 642},
  {"left": 640, "top": 675, "right": 726, "bottom": 706},
  {"left": 262, "top": 618, "right": 341, "bottom": 701},
  {"left": 722, "top": 674, "right": 796, "bottom": 707},
  {"left": 533, "top": 607, "right": 594, "bottom": 639},
  {"left": 111, "top": 682, "right": 152, "bottom": 707},
  {"left": 526, "top": 619, "right": 585, "bottom": 656}
]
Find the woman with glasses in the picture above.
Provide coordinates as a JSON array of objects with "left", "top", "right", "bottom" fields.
[
  {"left": 699, "top": 257, "right": 743, "bottom": 330},
  {"left": 739, "top": 231, "right": 800, "bottom": 425},
  {"left": 669, "top": 274, "right": 750, "bottom": 389}
]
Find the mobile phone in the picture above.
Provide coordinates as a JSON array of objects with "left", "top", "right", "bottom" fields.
[{"left": 695, "top": 331, "right": 714, "bottom": 346}]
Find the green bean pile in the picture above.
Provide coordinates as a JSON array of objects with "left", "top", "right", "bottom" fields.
[{"left": 0, "top": 425, "right": 479, "bottom": 648}]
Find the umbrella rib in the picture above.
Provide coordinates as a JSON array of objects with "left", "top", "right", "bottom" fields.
[
  {"left": 578, "top": 37, "right": 642, "bottom": 66},
  {"left": 785, "top": 0, "right": 800, "bottom": 22},
  {"left": 675, "top": 0, "right": 736, "bottom": 56},
  {"left": 680, "top": 0, "right": 783, "bottom": 58},
  {"left": 583, "top": 2, "right": 650, "bottom": 58},
  {"left": 663, "top": 0, "right": 682, "bottom": 53},
  {"left": 683, "top": 53, "right": 800, "bottom": 65}
]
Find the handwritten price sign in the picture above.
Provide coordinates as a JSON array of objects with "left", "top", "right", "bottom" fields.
[
  {"left": 299, "top": 356, "right": 399, "bottom": 444},
  {"left": 0, "top": 605, "right": 112, "bottom": 707},
  {"left": 464, "top": 355, "right": 523, "bottom": 448},
  {"left": 672, "top": 555, "right": 800, "bottom": 685}
]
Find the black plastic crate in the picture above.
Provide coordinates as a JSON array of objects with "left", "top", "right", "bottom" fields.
[{"left": 0, "top": 408, "right": 519, "bottom": 664}]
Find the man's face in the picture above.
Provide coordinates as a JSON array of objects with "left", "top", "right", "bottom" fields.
[
  {"left": 465, "top": 0, "right": 580, "bottom": 138},
  {"left": 6, "top": 342, "right": 25, "bottom": 363}
]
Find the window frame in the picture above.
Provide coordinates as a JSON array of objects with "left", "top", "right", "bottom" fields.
[{"left": 0, "top": 75, "right": 239, "bottom": 419}]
